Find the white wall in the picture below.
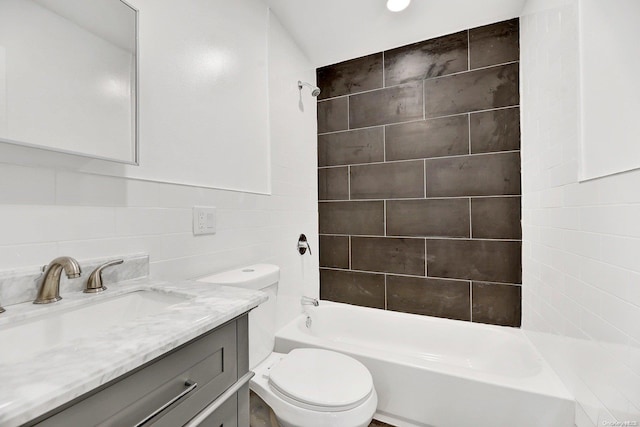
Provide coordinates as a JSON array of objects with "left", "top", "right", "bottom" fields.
[
  {"left": 521, "top": 1, "right": 640, "bottom": 425},
  {"left": 0, "top": 5, "right": 318, "bottom": 329}
]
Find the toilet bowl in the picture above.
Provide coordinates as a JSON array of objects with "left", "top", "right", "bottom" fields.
[
  {"left": 197, "top": 264, "right": 377, "bottom": 427},
  {"left": 252, "top": 350, "right": 377, "bottom": 427}
]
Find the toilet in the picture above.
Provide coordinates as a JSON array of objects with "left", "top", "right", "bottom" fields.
[{"left": 197, "top": 264, "right": 377, "bottom": 427}]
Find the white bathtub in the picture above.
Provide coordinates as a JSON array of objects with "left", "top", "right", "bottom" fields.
[{"left": 274, "top": 301, "right": 574, "bottom": 427}]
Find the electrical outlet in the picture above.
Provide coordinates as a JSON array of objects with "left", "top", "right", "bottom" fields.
[{"left": 193, "top": 206, "right": 216, "bottom": 235}]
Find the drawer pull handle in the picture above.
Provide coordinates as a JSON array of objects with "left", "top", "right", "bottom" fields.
[
  {"left": 185, "top": 372, "right": 254, "bottom": 427},
  {"left": 134, "top": 379, "right": 198, "bottom": 427}
]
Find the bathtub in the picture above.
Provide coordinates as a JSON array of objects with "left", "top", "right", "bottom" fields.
[{"left": 274, "top": 301, "right": 574, "bottom": 427}]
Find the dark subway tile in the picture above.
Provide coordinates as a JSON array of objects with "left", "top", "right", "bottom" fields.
[
  {"left": 472, "top": 197, "right": 521, "bottom": 239},
  {"left": 318, "top": 201, "right": 384, "bottom": 235},
  {"left": 318, "top": 127, "right": 384, "bottom": 167},
  {"left": 318, "top": 97, "right": 348, "bottom": 133},
  {"left": 469, "top": 19, "right": 519, "bottom": 69},
  {"left": 385, "top": 115, "right": 469, "bottom": 161},
  {"left": 318, "top": 167, "right": 349, "bottom": 201},
  {"left": 424, "top": 63, "right": 519, "bottom": 117},
  {"left": 470, "top": 107, "right": 520, "bottom": 154},
  {"left": 427, "top": 239, "right": 521, "bottom": 283},
  {"left": 319, "top": 235, "right": 350, "bottom": 269},
  {"left": 472, "top": 282, "right": 521, "bottom": 327},
  {"left": 387, "top": 199, "right": 470, "bottom": 237},
  {"left": 384, "top": 31, "right": 468, "bottom": 86},
  {"left": 351, "top": 237, "right": 425, "bottom": 276},
  {"left": 320, "top": 269, "right": 385, "bottom": 309},
  {"left": 317, "top": 54, "right": 383, "bottom": 100},
  {"left": 351, "top": 160, "right": 424, "bottom": 199},
  {"left": 387, "top": 275, "right": 470, "bottom": 321},
  {"left": 425, "top": 152, "right": 521, "bottom": 197},
  {"left": 349, "top": 82, "right": 424, "bottom": 128}
]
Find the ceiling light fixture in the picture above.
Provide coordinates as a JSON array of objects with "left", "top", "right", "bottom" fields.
[{"left": 386, "top": 0, "right": 411, "bottom": 12}]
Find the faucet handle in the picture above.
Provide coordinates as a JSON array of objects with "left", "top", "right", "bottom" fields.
[
  {"left": 0, "top": 305, "right": 4, "bottom": 314},
  {"left": 84, "top": 259, "right": 124, "bottom": 293},
  {"left": 297, "top": 234, "right": 312, "bottom": 255}
]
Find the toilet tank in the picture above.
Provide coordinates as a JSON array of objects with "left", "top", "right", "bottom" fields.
[{"left": 197, "top": 264, "right": 280, "bottom": 369}]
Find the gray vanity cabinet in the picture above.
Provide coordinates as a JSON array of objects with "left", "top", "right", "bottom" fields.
[{"left": 30, "top": 314, "right": 250, "bottom": 427}]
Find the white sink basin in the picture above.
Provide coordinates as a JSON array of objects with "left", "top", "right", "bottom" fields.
[{"left": 0, "top": 290, "right": 188, "bottom": 365}]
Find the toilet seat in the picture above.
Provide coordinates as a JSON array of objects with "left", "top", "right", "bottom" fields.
[
  {"left": 251, "top": 351, "right": 378, "bottom": 427},
  {"left": 268, "top": 348, "right": 374, "bottom": 412}
]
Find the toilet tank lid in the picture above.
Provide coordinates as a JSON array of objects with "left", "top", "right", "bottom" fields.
[{"left": 196, "top": 264, "right": 280, "bottom": 290}]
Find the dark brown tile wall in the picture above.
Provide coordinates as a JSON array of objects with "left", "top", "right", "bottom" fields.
[
  {"left": 317, "top": 19, "right": 521, "bottom": 327},
  {"left": 385, "top": 115, "right": 469, "bottom": 161}
]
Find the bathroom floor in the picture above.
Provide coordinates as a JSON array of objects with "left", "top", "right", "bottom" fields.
[{"left": 250, "top": 392, "right": 396, "bottom": 427}]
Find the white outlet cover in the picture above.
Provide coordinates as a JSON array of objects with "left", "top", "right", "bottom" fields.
[{"left": 193, "top": 206, "right": 216, "bottom": 235}]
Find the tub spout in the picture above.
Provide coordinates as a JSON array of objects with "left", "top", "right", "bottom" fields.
[{"left": 301, "top": 296, "right": 319, "bottom": 307}]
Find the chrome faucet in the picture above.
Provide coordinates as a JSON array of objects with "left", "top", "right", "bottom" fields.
[
  {"left": 301, "top": 296, "right": 319, "bottom": 307},
  {"left": 34, "top": 257, "right": 82, "bottom": 304}
]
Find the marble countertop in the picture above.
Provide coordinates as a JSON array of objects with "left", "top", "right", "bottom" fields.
[{"left": 0, "top": 278, "right": 267, "bottom": 427}]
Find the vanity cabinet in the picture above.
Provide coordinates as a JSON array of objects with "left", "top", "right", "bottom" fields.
[{"left": 30, "top": 314, "right": 250, "bottom": 427}]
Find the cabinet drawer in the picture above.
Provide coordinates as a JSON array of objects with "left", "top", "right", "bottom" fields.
[
  {"left": 156, "top": 391, "right": 238, "bottom": 427},
  {"left": 34, "top": 319, "right": 238, "bottom": 427}
]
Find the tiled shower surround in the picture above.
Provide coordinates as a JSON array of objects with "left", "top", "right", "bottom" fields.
[{"left": 317, "top": 19, "right": 522, "bottom": 327}]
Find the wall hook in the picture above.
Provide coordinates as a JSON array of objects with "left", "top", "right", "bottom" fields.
[{"left": 297, "top": 234, "right": 311, "bottom": 255}]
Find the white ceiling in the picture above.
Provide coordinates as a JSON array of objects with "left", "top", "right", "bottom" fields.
[{"left": 264, "top": 0, "right": 527, "bottom": 67}]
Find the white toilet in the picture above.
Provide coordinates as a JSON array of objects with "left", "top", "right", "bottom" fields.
[{"left": 197, "top": 264, "right": 377, "bottom": 427}]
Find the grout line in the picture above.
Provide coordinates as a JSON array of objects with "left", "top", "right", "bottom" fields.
[
  {"left": 469, "top": 281, "right": 473, "bottom": 322},
  {"left": 315, "top": 60, "right": 519, "bottom": 103},
  {"left": 468, "top": 113, "right": 472, "bottom": 154},
  {"left": 384, "top": 274, "right": 388, "bottom": 309},
  {"left": 382, "top": 51, "right": 386, "bottom": 88},
  {"left": 347, "top": 165, "right": 351, "bottom": 200},
  {"left": 319, "top": 266, "right": 522, "bottom": 285},
  {"left": 318, "top": 194, "right": 521, "bottom": 202},
  {"left": 317, "top": 105, "right": 520, "bottom": 136},
  {"left": 383, "top": 126, "right": 386, "bottom": 162},
  {"left": 469, "top": 197, "right": 473, "bottom": 238},
  {"left": 316, "top": 149, "right": 520, "bottom": 168},
  {"left": 422, "top": 80, "right": 426, "bottom": 120},
  {"left": 348, "top": 235, "right": 352, "bottom": 269},
  {"left": 424, "top": 239, "right": 428, "bottom": 277},
  {"left": 423, "top": 160, "right": 427, "bottom": 198},
  {"left": 319, "top": 124, "right": 385, "bottom": 136},
  {"left": 383, "top": 200, "right": 387, "bottom": 236},
  {"left": 318, "top": 233, "right": 522, "bottom": 242},
  {"left": 346, "top": 96, "right": 350, "bottom": 130},
  {"left": 467, "top": 30, "right": 471, "bottom": 70}
]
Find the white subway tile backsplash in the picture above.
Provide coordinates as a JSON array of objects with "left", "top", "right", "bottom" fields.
[
  {"left": 114, "top": 207, "right": 192, "bottom": 236},
  {"left": 55, "top": 172, "right": 128, "bottom": 206},
  {"left": 57, "top": 236, "right": 163, "bottom": 263},
  {"left": 0, "top": 242, "right": 58, "bottom": 270},
  {"left": 0, "top": 206, "right": 115, "bottom": 245},
  {"left": 0, "top": 164, "right": 55, "bottom": 205}
]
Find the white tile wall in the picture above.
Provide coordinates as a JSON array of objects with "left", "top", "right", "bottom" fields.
[
  {"left": 521, "top": 1, "right": 640, "bottom": 425},
  {"left": 0, "top": 11, "right": 319, "bottom": 330}
]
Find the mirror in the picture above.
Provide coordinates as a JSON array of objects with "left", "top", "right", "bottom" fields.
[{"left": 0, "top": 0, "right": 138, "bottom": 164}]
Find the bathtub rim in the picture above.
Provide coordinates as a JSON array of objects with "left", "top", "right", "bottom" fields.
[{"left": 276, "top": 300, "right": 574, "bottom": 401}]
